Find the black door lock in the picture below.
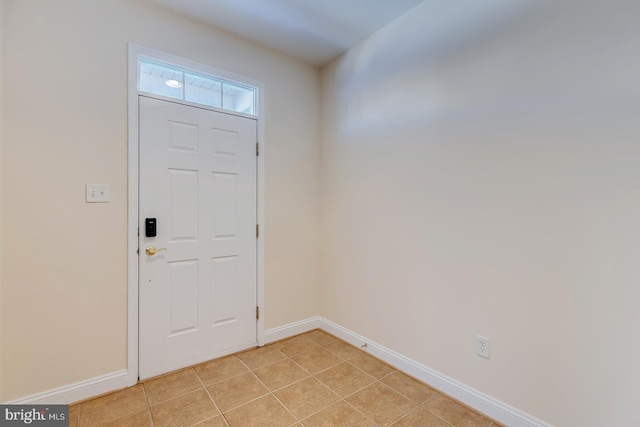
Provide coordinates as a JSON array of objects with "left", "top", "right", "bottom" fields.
[{"left": 145, "top": 218, "right": 157, "bottom": 237}]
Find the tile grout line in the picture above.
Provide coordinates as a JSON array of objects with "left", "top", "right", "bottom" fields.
[
  {"left": 301, "top": 336, "right": 381, "bottom": 426},
  {"left": 76, "top": 402, "right": 83, "bottom": 427},
  {"left": 421, "top": 399, "right": 473, "bottom": 427},
  {"left": 285, "top": 334, "right": 355, "bottom": 376},
  {"left": 341, "top": 397, "right": 380, "bottom": 426},
  {"left": 194, "top": 367, "right": 229, "bottom": 427},
  {"left": 203, "top": 369, "right": 271, "bottom": 415},
  {"left": 140, "top": 384, "right": 156, "bottom": 427},
  {"left": 390, "top": 405, "right": 454, "bottom": 427},
  {"left": 215, "top": 391, "right": 271, "bottom": 415},
  {"left": 339, "top": 377, "right": 380, "bottom": 401},
  {"left": 196, "top": 355, "right": 253, "bottom": 388},
  {"left": 268, "top": 342, "right": 341, "bottom": 391},
  {"left": 315, "top": 347, "right": 429, "bottom": 427},
  {"left": 143, "top": 368, "right": 206, "bottom": 405},
  {"left": 353, "top": 378, "right": 419, "bottom": 427},
  {"left": 286, "top": 351, "right": 348, "bottom": 425},
  {"left": 145, "top": 372, "right": 230, "bottom": 427},
  {"left": 238, "top": 345, "right": 287, "bottom": 365},
  {"left": 267, "top": 345, "right": 336, "bottom": 422},
  {"left": 250, "top": 341, "right": 353, "bottom": 425},
  {"left": 221, "top": 348, "right": 302, "bottom": 420},
  {"left": 294, "top": 332, "right": 393, "bottom": 426},
  {"left": 216, "top": 349, "right": 304, "bottom": 416},
  {"left": 420, "top": 391, "right": 496, "bottom": 427},
  {"left": 419, "top": 393, "right": 454, "bottom": 425},
  {"left": 261, "top": 373, "right": 312, "bottom": 394},
  {"left": 248, "top": 367, "right": 301, "bottom": 424},
  {"left": 319, "top": 343, "right": 366, "bottom": 360},
  {"left": 385, "top": 401, "right": 420, "bottom": 427},
  {"left": 292, "top": 375, "right": 343, "bottom": 422}
]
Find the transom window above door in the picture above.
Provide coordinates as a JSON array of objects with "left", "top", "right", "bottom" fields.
[{"left": 139, "top": 58, "right": 256, "bottom": 116}]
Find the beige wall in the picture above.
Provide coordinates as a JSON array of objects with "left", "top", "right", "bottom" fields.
[
  {"left": 1, "top": 0, "right": 320, "bottom": 400},
  {"left": 320, "top": 1, "right": 640, "bottom": 426}
]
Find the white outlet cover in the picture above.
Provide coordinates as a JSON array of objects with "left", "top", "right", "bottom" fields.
[
  {"left": 86, "top": 184, "right": 110, "bottom": 203},
  {"left": 476, "top": 335, "right": 490, "bottom": 359}
]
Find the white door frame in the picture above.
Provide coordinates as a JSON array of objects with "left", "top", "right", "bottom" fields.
[{"left": 126, "top": 43, "right": 265, "bottom": 386}]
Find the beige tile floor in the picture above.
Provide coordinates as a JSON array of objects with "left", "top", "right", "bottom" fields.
[{"left": 69, "top": 330, "right": 502, "bottom": 427}]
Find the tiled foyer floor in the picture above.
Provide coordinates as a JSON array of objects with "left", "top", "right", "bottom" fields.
[{"left": 69, "top": 330, "right": 501, "bottom": 426}]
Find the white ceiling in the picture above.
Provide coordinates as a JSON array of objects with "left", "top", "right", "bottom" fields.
[{"left": 148, "top": 0, "right": 424, "bottom": 67}]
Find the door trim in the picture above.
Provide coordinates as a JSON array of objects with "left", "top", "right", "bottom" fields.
[{"left": 127, "top": 44, "right": 266, "bottom": 386}]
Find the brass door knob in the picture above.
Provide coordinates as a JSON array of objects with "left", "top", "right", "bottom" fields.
[{"left": 145, "top": 246, "right": 167, "bottom": 256}]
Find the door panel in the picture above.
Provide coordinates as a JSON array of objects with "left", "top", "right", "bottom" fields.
[{"left": 139, "top": 96, "right": 257, "bottom": 379}]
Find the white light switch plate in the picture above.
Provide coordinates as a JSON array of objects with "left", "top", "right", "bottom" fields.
[{"left": 86, "top": 184, "right": 110, "bottom": 203}]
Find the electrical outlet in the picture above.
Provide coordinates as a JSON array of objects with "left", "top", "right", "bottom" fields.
[{"left": 476, "top": 335, "right": 490, "bottom": 359}]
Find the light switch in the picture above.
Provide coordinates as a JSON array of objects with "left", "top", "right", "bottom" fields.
[{"left": 86, "top": 184, "right": 110, "bottom": 203}]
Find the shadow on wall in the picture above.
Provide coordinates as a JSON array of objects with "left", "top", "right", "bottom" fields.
[{"left": 333, "top": 0, "right": 636, "bottom": 139}]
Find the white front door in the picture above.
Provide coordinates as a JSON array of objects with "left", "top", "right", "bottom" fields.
[{"left": 138, "top": 95, "right": 257, "bottom": 380}]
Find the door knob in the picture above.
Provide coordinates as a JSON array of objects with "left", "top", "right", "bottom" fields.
[{"left": 145, "top": 246, "right": 167, "bottom": 256}]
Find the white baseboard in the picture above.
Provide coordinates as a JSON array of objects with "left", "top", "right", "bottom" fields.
[
  {"left": 316, "top": 317, "right": 553, "bottom": 427},
  {"left": 6, "top": 317, "right": 321, "bottom": 406},
  {"left": 5, "top": 370, "right": 130, "bottom": 405},
  {"left": 263, "top": 316, "right": 320, "bottom": 344},
  {"left": 5, "top": 316, "right": 552, "bottom": 427}
]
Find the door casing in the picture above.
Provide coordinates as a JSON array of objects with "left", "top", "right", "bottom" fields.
[{"left": 127, "top": 43, "right": 266, "bottom": 385}]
